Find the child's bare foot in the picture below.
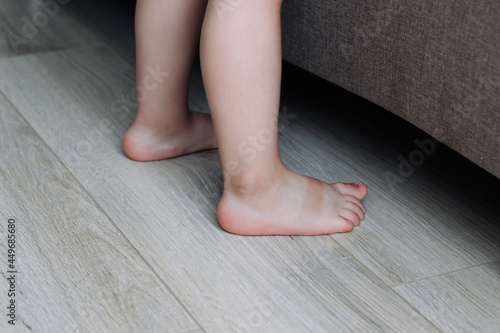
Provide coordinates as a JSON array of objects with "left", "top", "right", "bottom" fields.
[
  {"left": 122, "top": 110, "right": 218, "bottom": 161},
  {"left": 217, "top": 168, "right": 368, "bottom": 236}
]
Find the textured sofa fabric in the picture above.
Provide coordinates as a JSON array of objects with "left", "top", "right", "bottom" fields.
[{"left": 281, "top": 0, "right": 500, "bottom": 178}]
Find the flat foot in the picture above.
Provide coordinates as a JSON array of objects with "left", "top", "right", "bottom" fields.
[{"left": 217, "top": 169, "right": 367, "bottom": 236}]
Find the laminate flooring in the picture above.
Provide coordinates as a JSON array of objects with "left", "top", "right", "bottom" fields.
[{"left": 0, "top": 1, "right": 499, "bottom": 332}]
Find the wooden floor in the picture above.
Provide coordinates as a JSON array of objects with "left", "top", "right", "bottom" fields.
[{"left": 1, "top": 1, "right": 499, "bottom": 332}]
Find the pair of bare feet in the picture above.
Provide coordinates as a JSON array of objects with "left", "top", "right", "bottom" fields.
[{"left": 123, "top": 111, "right": 367, "bottom": 236}]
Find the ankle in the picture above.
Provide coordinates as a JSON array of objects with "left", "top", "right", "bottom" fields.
[
  {"left": 133, "top": 108, "right": 192, "bottom": 136},
  {"left": 223, "top": 162, "right": 288, "bottom": 197}
]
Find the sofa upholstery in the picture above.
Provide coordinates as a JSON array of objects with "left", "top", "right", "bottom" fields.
[{"left": 281, "top": 0, "right": 500, "bottom": 178}]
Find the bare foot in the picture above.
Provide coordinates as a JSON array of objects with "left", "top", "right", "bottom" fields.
[
  {"left": 122, "top": 110, "right": 218, "bottom": 161},
  {"left": 217, "top": 168, "right": 368, "bottom": 236}
]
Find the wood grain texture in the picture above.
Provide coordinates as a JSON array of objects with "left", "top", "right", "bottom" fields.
[
  {"left": 0, "top": 43, "right": 438, "bottom": 332},
  {"left": 0, "top": 0, "right": 100, "bottom": 58},
  {"left": 394, "top": 261, "right": 500, "bottom": 333},
  {"left": 0, "top": 94, "right": 198, "bottom": 332}
]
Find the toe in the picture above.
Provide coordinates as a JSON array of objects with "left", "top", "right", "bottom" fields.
[
  {"left": 340, "top": 208, "right": 361, "bottom": 227},
  {"left": 344, "top": 201, "right": 365, "bottom": 223},
  {"left": 335, "top": 217, "right": 354, "bottom": 233},
  {"left": 345, "top": 195, "right": 366, "bottom": 214},
  {"left": 335, "top": 182, "right": 368, "bottom": 200}
]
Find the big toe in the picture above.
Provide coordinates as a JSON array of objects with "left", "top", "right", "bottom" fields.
[{"left": 335, "top": 182, "right": 368, "bottom": 200}]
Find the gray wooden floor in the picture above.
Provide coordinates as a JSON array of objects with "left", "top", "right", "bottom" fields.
[{"left": 1, "top": 1, "right": 499, "bottom": 332}]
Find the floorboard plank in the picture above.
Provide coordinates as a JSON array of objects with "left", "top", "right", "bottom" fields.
[
  {"left": 394, "top": 261, "right": 500, "bottom": 333},
  {"left": 0, "top": 93, "right": 198, "bottom": 332}
]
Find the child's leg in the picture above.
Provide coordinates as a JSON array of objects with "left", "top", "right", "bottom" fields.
[
  {"left": 123, "top": 0, "right": 217, "bottom": 161},
  {"left": 200, "top": 0, "right": 368, "bottom": 235}
]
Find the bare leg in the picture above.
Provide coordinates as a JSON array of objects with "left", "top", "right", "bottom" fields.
[
  {"left": 123, "top": 0, "right": 217, "bottom": 161},
  {"left": 201, "top": 0, "right": 368, "bottom": 235}
]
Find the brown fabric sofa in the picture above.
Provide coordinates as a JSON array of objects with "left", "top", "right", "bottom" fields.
[{"left": 281, "top": 0, "right": 500, "bottom": 178}]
